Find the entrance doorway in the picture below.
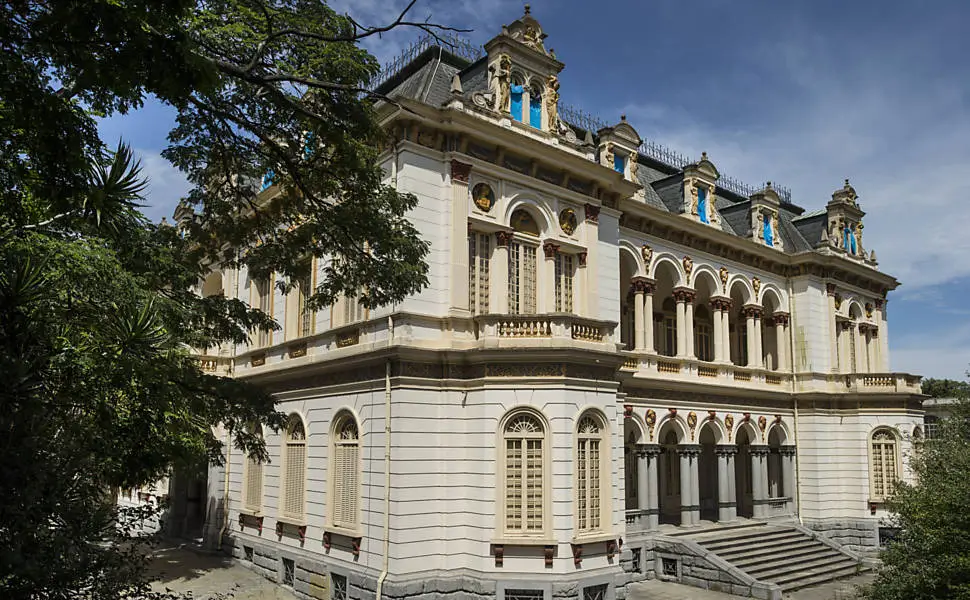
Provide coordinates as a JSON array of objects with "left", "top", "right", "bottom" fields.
[
  {"left": 698, "top": 425, "right": 719, "bottom": 522},
  {"left": 658, "top": 429, "right": 681, "bottom": 525},
  {"left": 735, "top": 427, "right": 754, "bottom": 518}
]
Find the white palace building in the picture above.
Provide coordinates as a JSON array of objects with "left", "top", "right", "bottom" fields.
[{"left": 185, "top": 8, "right": 925, "bottom": 600}]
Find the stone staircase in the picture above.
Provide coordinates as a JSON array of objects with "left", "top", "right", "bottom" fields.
[{"left": 687, "top": 523, "right": 869, "bottom": 594}]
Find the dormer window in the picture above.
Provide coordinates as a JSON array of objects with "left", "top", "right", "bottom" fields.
[
  {"left": 844, "top": 225, "right": 857, "bottom": 255},
  {"left": 614, "top": 153, "right": 626, "bottom": 174},
  {"left": 510, "top": 79, "right": 525, "bottom": 123}
]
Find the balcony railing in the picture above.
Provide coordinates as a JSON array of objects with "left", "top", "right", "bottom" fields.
[{"left": 474, "top": 314, "right": 616, "bottom": 346}]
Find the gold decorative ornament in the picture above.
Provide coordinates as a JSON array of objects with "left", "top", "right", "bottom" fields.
[
  {"left": 719, "top": 267, "right": 729, "bottom": 292},
  {"left": 865, "top": 303, "right": 873, "bottom": 318},
  {"left": 645, "top": 409, "right": 657, "bottom": 441},
  {"left": 682, "top": 255, "right": 693, "bottom": 280},
  {"left": 752, "top": 277, "right": 761, "bottom": 297},
  {"left": 472, "top": 183, "right": 495, "bottom": 212},
  {"left": 724, "top": 414, "right": 734, "bottom": 440},
  {"left": 758, "top": 415, "right": 767, "bottom": 440},
  {"left": 834, "top": 294, "right": 843, "bottom": 310},
  {"left": 641, "top": 244, "right": 653, "bottom": 265},
  {"left": 559, "top": 208, "right": 578, "bottom": 235},
  {"left": 687, "top": 411, "right": 698, "bottom": 440}
]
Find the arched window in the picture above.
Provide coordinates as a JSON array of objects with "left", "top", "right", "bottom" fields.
[
  {"left": 661, "top": 298, "right": 677, "bottom": 357},
  {"left": 281, "top": 414, "right": 307, "bottom": 521},
  {"left": 763, "top": 212, "right": 774, "bottom": 246},
  {"left": 528, "top": 82, "right": 543, "bottom": 129},
  {"left": 510, "top": 74, "right": 525, "bottom": 122},
  {"left": 576, "top": 412, "right": 609, "bottom": 534},
  {"left": 330, "top": 413, "right": 361, "bottom": 531},
  {"left": 695, "top": 305, "right": 713, "bottom": 362},
  {"left": 869, "top": 428, "right": 899, "bottom": 501},
  {"left": 243, "top": 427, "right": 264, "bottom": 514},
  {"left": 698, "top": 186, "right": 708, "bottom": 224},
  {"left": 509, "top": 209, "right": 540, "bottom": 314},
  {"left": 501, "top": 411, "right": 547, "bottom": 536}
]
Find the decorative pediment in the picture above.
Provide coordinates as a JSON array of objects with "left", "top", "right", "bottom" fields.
[
  {"left": 825, "top": 179, "right": 871, "bottom": 263},
  {"left": 683, "top": 151, "right": 720, "bottom": 182},
  {"left": 750, "top": 183, "right": 784, "bottom": 251},
  {"left": 505, "top": 5, "right": 552, "bottom": 58},
  {"left": 681, "top": 152, "right": 720, "bottom": 226}
]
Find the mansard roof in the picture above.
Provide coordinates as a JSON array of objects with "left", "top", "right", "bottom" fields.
[{"left": 370, "top": 36, "right": 856, "bottom": 259}]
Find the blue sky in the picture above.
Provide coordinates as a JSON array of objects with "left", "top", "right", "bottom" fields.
[{"left": 97, "top": 0, "right": 970, "bottom": 379}]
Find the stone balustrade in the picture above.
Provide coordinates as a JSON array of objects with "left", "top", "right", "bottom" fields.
[{"left": 474, "top": 314, "right": 616, "bottom": 346}]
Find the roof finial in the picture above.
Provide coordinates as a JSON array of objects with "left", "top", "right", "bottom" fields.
[
  {"left": 701, "top": 151, "right": 708, "bottom": 160},
  {"left": 524, "top": 3, "right": 531, "bottom": 15},
  {"left": 844, "top": 178, "right": 850, "bottom": 188},
  {"left": 620, "top": 114, "right": 627, "bottom": 122},
  {"left": 766, "top": 181, "right": 772, "bottom": 189}
]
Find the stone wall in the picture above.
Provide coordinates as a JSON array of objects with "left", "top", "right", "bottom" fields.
[{"left": 802, "top": 517, "right": 879, "bottom": 552}]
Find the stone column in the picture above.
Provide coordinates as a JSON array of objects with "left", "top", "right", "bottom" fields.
[
  {"left": 715, "top": 445, "right": 738, "bottom": 522},
  {"left": 679, "top": 445, "right": 701, "bottom": 526},
  {"left": 722, "top": 300, "right": 733, "bottom": 364},
  {"left": 827, "top": 283, "right": 839, "bottom": 372},
  {"left": 632, "top": 278, "right": 646, "bottom": 351},
  {"left": 754, "top": 312, "right": 764, "bottom": 369},
  {"left": 673, "top": 288, "right": 695, "bottom": 359},
  {"left": 637, "top": 444, "right": 661, "bottom": 530},
  {"left": 750, "top": 446, "right": 770, "bottom": 519},
  {"left": 643, "top": 281, "right": 656, "bottom": 353},
  {"left": 876, "top": 298, "right": 889, "bottom": 371},
  {"left": 744, "top": 306, "right": 758, "bottom": 367},
  {"left": 780, "top": 446, "right": 797, "bottom": 514},
  {"left": 859, "top": 323, "right": 873, "bottom": 372},
  {"left": 494, "top": 231, "right": 512, "bottom": 314},
  {"left": 541, "top": 241, "right": 560, "bottom": 315},
  {"left": 449, "top": 161, "right": 472, "bottom": 313},
  {"left": 773, "top": 312, "right": 790, "bottom": 371},
  {"left": 711, "top": 299, "right": 724, "bottom": 362}
]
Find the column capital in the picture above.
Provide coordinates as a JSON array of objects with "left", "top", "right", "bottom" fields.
[
  {"left": 710, "top": 296, "right": 732, "bottom": 311},
  {"left": 749, "top": 445, "right": 771, "bottom": 456},
  {"left": 838, "top": 318, "right": 855, "bottom": 331},
  {"left": 631, "top": 276, "right": 656, "bottom": 295},
  {"left": 779, "top": 446, "right": 797, "bottom": 457},
  {"left": 635, "top": 443, "right": 662, "bottom": 458},
  {"left": 450, "top": 159, "right": 472, "bottom": 183},
  {"left": 858, "top": 322, "right": 873, "bottom": 334},
  {"left": 495, "top": 230, "right": 513, "bottom": 247},
  {"left": 875, "top": 298, "right": 885, "bottom": 309},
  {"left": 741, "top": 304, "right": 764, "bottom": 319},
  {"left": 542, "top": 240, "right": 560, "bottom": 259},
  {"left": 826, "top": 282, "right": 837, "bottom": 296},
  {"left": 771, "top": 311, "right": 790, "bottom": 326},
  {"left": 677, "top": 444, "right": 702, "bottom": 457},
  {"left": 672, "top": 287, "right": 696, "bottom": 304},
  {"left": 578, "top": 251, "right": 588, "bottom": 267},
  {"left": 714, "top": 444, "right": 739, "bottom": 456}
]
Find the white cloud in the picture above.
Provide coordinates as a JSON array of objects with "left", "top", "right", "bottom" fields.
[{"left": 135, "top": 150, "right": 191, "bottom": 223}]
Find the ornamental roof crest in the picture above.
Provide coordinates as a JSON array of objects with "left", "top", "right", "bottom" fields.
[{"left": 505, "top": 4, "right": 552, "bottom": 57}]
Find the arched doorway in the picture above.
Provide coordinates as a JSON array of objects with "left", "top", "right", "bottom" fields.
[
  {"left": 698, "top": 423, "right": 720, "bottom": 522},
  {"left": 767, "top": 427, "right": 785, "bottom": 499},
  {"left": 735, "top": 426, "right": 754, "bottom": 518},
  {"left": 623, "top": 419, "right": 642, "bottom": 512},
  {"left": 657, "top": 425, "right": 682, "bottom": 525}
]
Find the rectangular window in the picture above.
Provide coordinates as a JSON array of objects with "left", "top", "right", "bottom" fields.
[
  {"left": 244, "top": 546, "right": 254, "bottom": 562},
  {"left": 849, "top": 328, "right": 857, "bottom": 374},
  {"left": 529, "top": 93, "right": 542, "bottom": 128},
  {"left": 583, "top": 584, "right": 608, "bottom": 600},
  {"left": 505, "top": 438, "right": 543, "bottom": 532},
  {"left": 282, "top": 558, "right": 295, "bottom": 586},
  {"left": 255, "top": 277, "right": 272, "bottom": 347},
  {"left": 342, "top": 292, "right": 365, "bottom": 326},
  {"left": 698, "top": 187, "right": 709, "bottom": 224},
  {"left": 555, "top": 253, "right": 574, "bottom": 312},
  {"left": 739, "top": 325, "right": 748, "bottom": 365},
  {"left": 333, "top": 441, "right": 359, "bottom": 529},
  {"left": 297, "top": 261, "right": 314, "bottom": 338},
  {"left": 663, "top": 316, "right": 677, "bottom": 357},
  {"left": 508, "top": 241, "right": 537, "bottom": 315},
  {"left": 244, "top": 456, "right": 263, "bottom": 512},
  {"left": 331, "top": 573, "right": 347, "bottom": 600},
  {"left": 614, "top": 154, "right": 625, "bottom": 173},
  {"left": 577, "top": 437, "right": 601, "bottom": 531},
  {"left": 871, "top": 438, "right": 897, "bottom": 499},
  {"left": 696, "top": 323, "right": 712, "bottom": 361},
  {"left": 510, "top": 85, "right": 524, "bottom": 122},
  {"left": 468, "top": 232, "right": 491, "bottom": 315},
  {"left": 505, "top": 590, "right": 543, "bottom": 600}
]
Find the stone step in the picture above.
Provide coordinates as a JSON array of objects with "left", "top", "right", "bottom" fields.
[
  {"left": 777, "top": 563, "right": 868, "bottom": 592},
  {"left": 748, "top": 553, "right": 855, "bottom": 581},
  {"left": 667, "top": 521, "right": 767, "bottom": 538},
  {"left": 730, "top": 543, "right": 837, "bottom": 569},
  {"left": 702, "top": 530, "right": 806, "bottom": 553}
]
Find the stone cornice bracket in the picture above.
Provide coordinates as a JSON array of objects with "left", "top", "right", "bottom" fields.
[
  {"left": 542, "top": 240, "right": 560, "bottom": 258},
  {"left": 451, "top": 159, "right": 472, "bottom": 183},
  {"left": 495, "top": 230, "right": 514, "bottom": 246},
  {"left": 672, "top": 287, "right": 697, "bottom": 303},
  {"left": 584, "top": 203, "right": 600, "bottom": 223}
]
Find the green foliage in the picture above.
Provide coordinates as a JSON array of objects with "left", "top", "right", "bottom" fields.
[
  {"left": 1, "top": 0, "right": 445, "bottom": 597},
  {"left": 921, "top": 377, "right": 970, "bottom": 400},
  {"left": 862, "top": 399, "right": 970, "bottom": 600}
]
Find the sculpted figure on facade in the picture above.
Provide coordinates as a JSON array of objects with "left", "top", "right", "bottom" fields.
[
  {"left": 628, "top": 151, "right": 639, "bottom": 180},
  {"left": 601, "top": 142, "right": 615, "bottom": 169},
  {"left": 719, "top": 267, "right": 729, "bottom": 292},
  {"left": 545, "top": 74, "right": 560, "bottom": 131},
  {"left": 682, "top": 255, "right": 693, "bottom": 280},
  {"left": 641, "top": 244, "right": 653, "bottom": 267},
  {"left": 492, "top": 54, "right": 512, "bottom": 113}
]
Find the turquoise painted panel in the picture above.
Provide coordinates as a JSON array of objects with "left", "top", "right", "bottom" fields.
[
  {"left": 260, "top": 169, "right": 275, "bottom": 191},
  {"left": 510, "top": 85, "right": 524, "bottom": 122},
  {"left": 763, "top": 216, "right": 773, "bottom": 246},
  {"left": 698, "top": 187, "right": 708, "bottom": 224},
  {"left": 844, "top": 227, "right": 851, "bottom": 253},
  {"left": 529, "top": 96, "right": 542, "bottom": 128},
  {"left": 614, "top": 155, "right": 624, "bottom": 173}
]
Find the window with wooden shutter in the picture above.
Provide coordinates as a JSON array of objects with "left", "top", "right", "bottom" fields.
[
  {"left": 297, "top": 259, "right": 314, "bottom": 337},
  {"left": 870, "top": 428, "right": 899, "bottom": 501},
  {"left": 281, "top": 414, "right": 307, "bottom": 521},
  {"left": 503, "top": 412, "right": 545, "bottom": 536},
  {"left": 576, "top": 413, "right": 605, "bottom": 533},
  {"left": 331, "top": 414, "right": 360, "bottom": 531},
  {"left": 243, "top": 427, "right": 264, "bottom": 513},
  {"left": 555, "top": 253, "right": 574, "bottom": 313},
  {"left": 255, "top": 277, "right": 273, "bottom": 347},
  {"left": 508, "top": 241, "right": 537, "bottom": 315}
]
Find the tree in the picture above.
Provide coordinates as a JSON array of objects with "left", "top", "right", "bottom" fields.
[
  {"left": 920, "top": 377, "right": 970, "bottom": 400},
  {"left": 1, "top": 1, "right": 452, "bottom": 597},
  {"left": 862, "top": 398, "right": 970, "bottom": 599}
]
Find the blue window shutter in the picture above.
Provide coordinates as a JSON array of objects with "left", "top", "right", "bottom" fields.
[
  {"left": 763, "top": 216, "right": 773, "bottom": 246},
  {"left": 529, "top": 94, "right": 542, "bottom": 128},
  {"left": 614, "top": 155, "right": 625, "bottom": 173},
  {"left": 698, "top": 187, "right": 708, "bottom": 224},
  {"left": 850, "top": 228, "right": 857, "bottom": 254},
  {"left": 844, "top": 228, "right": 851, "bottom": 252},
  {"left": 260, "top": 169, "right": 275, "bottom": 191},
  {"left": 510, "top": 85, "right": 524, "bottom": 122}
]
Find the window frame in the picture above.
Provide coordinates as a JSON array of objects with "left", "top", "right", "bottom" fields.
[
  {"left": 328, "top": 411, "right": 362, "bottom": 535},
  {"left": 554, "top": 251, "right": 575, "bottom": 313},
  {"left": 508, "top": 236, "right": 539, "bottom": 315},
  {"left": 574, "top": 410, "right": 611, "bottom": 538},
  {"left": 868, "top": 427, "right": 900, "bottom": 502},
  {"left": 496, "top": 409, "right": 552, "bottom": 541},
  {"left": 242, "top": 425, "right": 265, "bottom": 515},
  {"left": 296, "top": 258, "right": 315, "bottom": 338},
  {"left": 280, "top": 413, "right": 308, "bottom": 524},
  {"left": 253, "top": 274, "right": 275, "bottom": 347},
  {"left": 469, "top": 230, "right": 492, "bottom": 316}
]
